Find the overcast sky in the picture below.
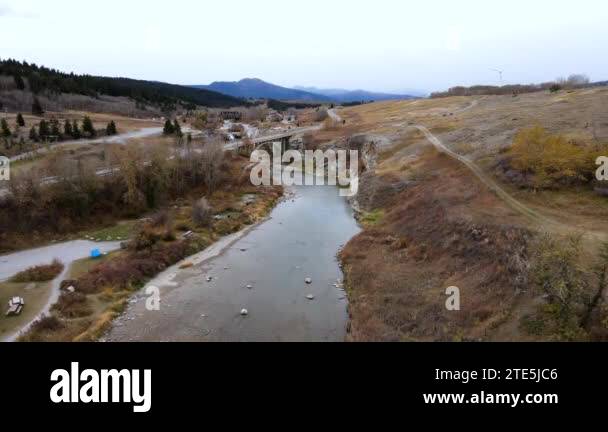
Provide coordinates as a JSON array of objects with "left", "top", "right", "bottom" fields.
[{"left": 1, "top": 0, "right": 607, "bottom": 94}]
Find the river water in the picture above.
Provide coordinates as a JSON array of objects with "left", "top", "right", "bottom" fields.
[{"left": 106, "top": 182, "right": 360, "bottom": 342}]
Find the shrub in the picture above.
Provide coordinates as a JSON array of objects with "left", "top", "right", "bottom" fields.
[
  {"left": 509, "top": 126, "right": 595, "bottom": 188},
  {"left": 52, "top": 292, "right": 92, "bottom": 318},
  {"left": 150, "top": 210, "right": 170, "bottom": 227},
  {"left": 162, "top": 228, "right": 177, "bottom": 242},
  {"left": 550, "top": 84, "right": 562, "bottom": 93},
  {"left": 30, "top": 315, "right": 64, "bottom": 332},
  {"left": 11, "top": 259, "right": 64, "bottom": 282},
  {"left": 76, "top": 239, "right": 196, "bottom": 293},
  {"left": 192, "top": 198, "right": 212, "bottom": 227},
  {"left": 130, "top": 226, "right": 161, "bottom": 251},
  {"left": 530, "top": 234, "right": 589, "bottom": 337}
]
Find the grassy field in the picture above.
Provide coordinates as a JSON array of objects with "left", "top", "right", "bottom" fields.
[
  {"left": 81, "top": 221, "right": 137, "bottom": 242},
  {"left": 0, "top": 279, "right": 53, "bottom": 340}
]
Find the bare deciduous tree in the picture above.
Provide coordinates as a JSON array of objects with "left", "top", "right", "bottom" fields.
[{"left": 199, "top": 139, "right": 225, "bottom": 194}]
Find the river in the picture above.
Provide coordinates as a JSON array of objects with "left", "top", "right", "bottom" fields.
[{"left": 106, "top": 181, "right": 360, "bottom": 342}]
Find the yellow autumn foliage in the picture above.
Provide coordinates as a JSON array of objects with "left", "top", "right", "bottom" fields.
[{"left": 509, "top": 126, "right": 597, "bottom": 188}]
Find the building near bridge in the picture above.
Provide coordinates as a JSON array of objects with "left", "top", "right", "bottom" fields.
[{"left": 220, "top": 111, "right": 242, "bottom": 121}]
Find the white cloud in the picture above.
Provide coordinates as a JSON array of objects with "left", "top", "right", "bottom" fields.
[
  {"left": 0, "top": 0, "right": 606, "bottom": 92},
  {"left": 0, "top": 4, "right": 37, "bottom": 18}
]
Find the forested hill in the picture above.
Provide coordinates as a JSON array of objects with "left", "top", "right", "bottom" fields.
[{"left": 0, "top": 59, "right": 248, "bottom": 109}]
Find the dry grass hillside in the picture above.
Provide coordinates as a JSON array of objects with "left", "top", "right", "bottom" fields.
[{"left": 334, "top": 87, "right": 608, "bottom": 341}]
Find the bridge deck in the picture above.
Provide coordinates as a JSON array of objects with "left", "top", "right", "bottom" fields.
[{"left": 250, "top": 131, "right": 296, "bottom": 145}]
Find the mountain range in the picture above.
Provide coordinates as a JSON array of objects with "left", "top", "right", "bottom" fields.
[
  {"left": 192, "top": 79, "right": 331, "bottom": 102},
  {"left": 294, "top": 86, "right": 423, "bottom": 102},
  {"left": 193, "top": 79, "right": 420, "bottom": 103}
]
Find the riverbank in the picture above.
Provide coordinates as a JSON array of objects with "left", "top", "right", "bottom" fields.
[
  {"left": 339, "top": 150, "right": 536, "bottom": 342},
  {"left": 105, "top": 178, "right": 360, "bottom": 342},
  {"left": 15, "top": 158, "right": 283, "bottom": 342}
]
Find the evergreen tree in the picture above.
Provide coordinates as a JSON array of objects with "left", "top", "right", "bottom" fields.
[
  {"left": 72, "top": 120, "right": 81, "bottom": 139},
  {"left": 1, "top": 118, "right": 11, "bottom": 138},
  {"left": 82, "top": 116, "right": 96, "bottom": 137},
  {"left": 32, "top": 97, "right": 44, "bottom": 116},
  {"left": 29, "top": 126, "right": 39, "bottom": 142},
  {"left": 106, "top": 120, "right": 117, "bottom": 135},
  {"left": 50, "top": 119, "right": 60, "bottom": 137},
  {"left": 14, "top": 74, "right": 26, "bottom": 90},
  {"left": 16, "top": 113, "right": 25, "bottom": 127},
  {"left": 173, "top": 119, "right": 182, "bottom": 137},
  {"left": 64, "top": 119, "right": 73, "bottom": 137},
  {"left": 38, "top": 120, "right": 50, "bottom": 140},
  {"left": 163, "top": 119, "right": 175, "bottom": 135}
]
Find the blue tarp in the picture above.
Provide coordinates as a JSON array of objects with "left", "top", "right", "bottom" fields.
[{"left": 90, "top": 249, "right": 102, "bottom": 259}]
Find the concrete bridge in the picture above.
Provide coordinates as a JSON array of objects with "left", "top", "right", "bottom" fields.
[
  {"left": 226, "top": 126, "right": 316, "bottom": 155},
  {"left": 249, "top": 131, "right": 297, "bottom": 153},
  {"left": 230, "top": 109, "right": 337, "bottom": 155}
]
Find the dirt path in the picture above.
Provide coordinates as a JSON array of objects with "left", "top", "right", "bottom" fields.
[
  {"left": 409, "top": 124, "right": 607, "bottom": 241},
  {"left": 328, "top": 109, "right": 342, "bottom": 123},
  {"left": 452, "top": 98, "right": 481, "bottom": 114},
  {"left": 1, "top": 240, "right": 122, "bottom": 342}
]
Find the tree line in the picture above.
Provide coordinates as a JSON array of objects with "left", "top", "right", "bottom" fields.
[
  {"left": 1, "top": 114, "right": 118, "bottom": 152},
  {"left": 0, "top": 138, "right": 226, "bottom": 252},
  {"left": 431, "top": 75, "right": 595, "bottom": 98},
  {"left": 0, "top": 58, "right": 249, "bottom": 111}
]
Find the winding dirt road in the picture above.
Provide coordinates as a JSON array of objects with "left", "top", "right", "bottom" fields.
[
  {"left": 410, "top": 125, "right": 549, "bottom": 224},
  {"left": 408, "top": 124, "right": 607, "bottom": 241}
]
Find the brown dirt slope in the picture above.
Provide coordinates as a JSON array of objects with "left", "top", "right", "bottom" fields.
[
  {"left": 337, "top": 87, "right": 608, "bottom": 341},
  {"left": 341, "top": 151, "right": 533, "bottom": 341}
]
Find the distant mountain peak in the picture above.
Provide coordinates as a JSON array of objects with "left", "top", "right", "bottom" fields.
[
  {"left": 192, "top": 79, "right": 422, "bottom": 102},
  {"left": 292, "top": 86, "right": 421, "bottom": 102},
  {"left": 192, "top": 79, "right": 331, "bottom": 102}
]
